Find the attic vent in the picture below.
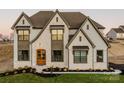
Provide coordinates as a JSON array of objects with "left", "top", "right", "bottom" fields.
[
  {"left": 22, "top": 20, "right": 25, "bottom": 24},
  {"left": 87, "top": 25, "right": 89, "bottom": 30},
  {"left": 79, "top": 36, "right": 82, "bottom": 42},
  {"left": 56, "top": 17, "right": 58, "bottom": 22}
]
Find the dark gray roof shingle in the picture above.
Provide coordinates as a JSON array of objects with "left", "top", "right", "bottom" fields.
[
  {"left": 120, "top": 25, "right": 124, "bottom": 29},
  {"left": 112, "top": 28, "right": 124, "bottom": 33},
  {"left": 30, "top": 11, "right": 54, "bottom": 28},
  {"left": 29, "top": 11, "right": 105, "bottom": 29}
]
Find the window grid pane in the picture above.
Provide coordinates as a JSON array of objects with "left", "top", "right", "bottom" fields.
[
  {"left": 24, "top": 30, "right": 29, "bottom": 35},
  {"left": 74, "top": 50, "right": 87, "bottom": 63},
  {"left": 97, "top": 50, "right": 103, "bottom": 62},
  {"left": 52, "top": 50, "right": 63, "bottom": 62},
  {"left": 18, "top": 30, "right": 23, "bottom": 35},
  {"left": 18, "top": 50, "right": 29, "bottom": 61},
  {"left": 18, "top": 30, "right": 29, "bottom": 41},
  {"left": 51, "top": 29, "right": 63, "bottom": 40}
]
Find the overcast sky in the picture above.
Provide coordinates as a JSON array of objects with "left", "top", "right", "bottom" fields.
[{"left": 0, "top": 9, "right": 124, "bottom": 36}]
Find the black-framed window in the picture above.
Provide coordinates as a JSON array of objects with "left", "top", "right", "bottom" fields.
[
  {"left": 18, "top": 30, "right": 29, "bottom": 41},
  {"left": 74, "top": 50, "right": 87, "bottom": 63},
  {"left": 51, "top": 29, "right": 63, "bottom": 40},
  {"left": 97, "top": 50, "right": 103, "bottom": 62},
  {"left": 52, "top": 50, "right": 63, "bottom": 62},
  {"left": 18, "top": 50, "right": 29, "bottom": 61}
]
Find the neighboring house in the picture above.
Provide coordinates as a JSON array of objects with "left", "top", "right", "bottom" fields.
[
  {"left": 12, "top": 10, "right": 110, "bottom": 72},
  {"left": 107, "top": 26, "right": 124, "bottom": 40}
]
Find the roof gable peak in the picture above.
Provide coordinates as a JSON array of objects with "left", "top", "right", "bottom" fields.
[
  {"left": 66, "top": 28, "right": 95, "bottom": 48},
  {"left": 11, "top": 12, "right": 32, "bottom": 29}
]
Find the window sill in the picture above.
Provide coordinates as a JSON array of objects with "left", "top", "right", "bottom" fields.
[
  {"left": 73, "top": 62, "right": 87, "bottom": 64},
  {"left": 51, "top": 61, "right": 64, "bottom": 62},
  {"left": 97, "top": 61, "right": 103, "bottom": 63},
  {"left": 18, "top": 60, "right": 30, "bottom": 61}
]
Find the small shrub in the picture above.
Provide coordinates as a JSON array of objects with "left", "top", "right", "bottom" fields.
[
  {"left": 95, "top": 69, "right": 101, "bottom": 72},
  {"left": 5, "top": 72, "right": 9, "bottom": 76},
  {"left": 63, "top": 67, "right": 68, "bottom": 72},
  {"left": 45, "top": 68, "right": 49, "bottom": 72},
  {"left": 55, "top": 67, "right": 59, "bottom": 71},
  {"left": 59, "top": 68, "right": 62, "bottom": 72},
  {"left": 110, "top": 67, "right": 114, "bottom": 70},
  {"left": 22, "top": 70, "right": 26, "bottom": 73},
  {"left": 32, "top": 68, "right": 36, "bottom": 73},
  {"left": 14, "top": 71, "right": 18, "bottom": 75},
  {"left": 24, "top": 66, "right": 29, "bottom": 69},
  {"left": 76, "top": 68, "right": 80, "bottom": 72},
  {"left": 18, "top": 67, "right": 23, "bottom": 70},
  {"left": 50, "top": 67, "right": 54, "bottom": 72},
  {"left": 89, "top": 68, "right": 92, "bottom": 71}
]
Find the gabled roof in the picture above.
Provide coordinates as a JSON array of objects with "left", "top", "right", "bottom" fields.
[
  {"left": 80, "top": 17, "right": 111, "bottom": 48},
  {"left": 112, "top": 28, "right": 124, "bottom": 33},
  {"left": 119, "top": 25, "right": 124, "bottom": 29},
  {"left": 11, "top": 12, "right": 32, "bottom": 29},
  {"left": 31, "top": 10, "right": 71, "bottom": 43},
  {"left": 61, "top": 12, "right": 105, "bottom": 29},
  {"left": 66, "top": 29, "right": 96, "bottom": 48},
  {"left": 12, "top": 10, "right": 105, "bottom": 30},
  {"left": 30, "top": 11, "right": 54, "bottom": 28}
]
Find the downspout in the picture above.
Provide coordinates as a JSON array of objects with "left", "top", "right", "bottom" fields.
[
  {"left": 107, "top": 48, "right": 109, "bottom": 70},
  {"left": 92, "top": 48, "right": 94, "bottom": 70},
  {"left": 67, "top": 48, "right": 69, "bottom": 69},
  {"left": 31, "top": 43, "right": 32, "bottom": 66}
]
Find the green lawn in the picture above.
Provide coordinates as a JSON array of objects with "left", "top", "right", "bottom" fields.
[{"left": 0, "top": 73, "right": 124, "bottom": 83}]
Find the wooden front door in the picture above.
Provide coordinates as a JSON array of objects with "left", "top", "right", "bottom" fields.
[{"left": 36, "top": 49, "right": 46, "bottom": 65}]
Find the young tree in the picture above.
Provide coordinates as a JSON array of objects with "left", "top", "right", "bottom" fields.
[{"left": 2, "top": 35, "right": 9, "bottom": 42}]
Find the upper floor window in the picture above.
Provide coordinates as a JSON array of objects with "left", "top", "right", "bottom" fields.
[
  {"left": 51, "top": 29, "right": 63, "bottom": 40},
  {"left": 18, "top": 30, "right": 29, "bottom": 41},
  {"left": 87, "top": 25, "right": 89, "bottom": 30},
  {"left": 97, "top": 50, "right": 103, "bottom": 62}
]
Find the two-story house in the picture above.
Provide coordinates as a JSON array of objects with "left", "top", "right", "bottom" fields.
[{"left": 12, "top": 10, "right": 110, "bottom": 72}]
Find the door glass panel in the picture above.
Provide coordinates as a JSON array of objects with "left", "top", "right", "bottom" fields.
[
  {"left": 37, "top": 50, "right": 41, "bottom": 59},
  {"left": 41, "top": 50, "right": 46, "bottom": 60}
]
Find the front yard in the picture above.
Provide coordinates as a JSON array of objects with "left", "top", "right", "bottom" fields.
[{"left": 0, "top": 73, "right": 124, "bottom": 83}]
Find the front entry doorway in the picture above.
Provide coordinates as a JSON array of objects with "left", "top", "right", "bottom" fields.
[{"left": 36, "top": 49, "right": 46, "bottom": 65}]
